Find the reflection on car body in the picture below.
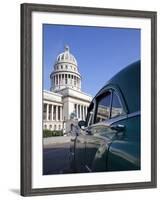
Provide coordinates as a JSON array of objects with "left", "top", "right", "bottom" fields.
[{"left": 70, "top": 61, "right": 140, "bottom": 173}]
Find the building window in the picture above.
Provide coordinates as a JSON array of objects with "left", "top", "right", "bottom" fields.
[
  {"left": 54, "top": 125, "right": 57, "bottom": 130},
  {"left": 48, "top": 104, "right": 52, "bottom": 120},
  {"left": 66, "top": 65, "right": 68, "bottom": 69},
  {"left": 65, "top": 74, "right": 67, "bottom": 84},
  {"left": 61, "top": 65, "right": 63, "bottom": 69},
  {"left": 59, "top": 124, "right": 61, "bottom": 130},
  {"left": 49, "top": 124, "right": 52, "bottom": 130},
  {"left": 44, "top": 124, "right": 47, "bottom": 129},
  {"left": 74, "top": 76, "right": 76, "bottom": 86}
]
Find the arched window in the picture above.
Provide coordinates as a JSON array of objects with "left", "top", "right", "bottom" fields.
[
  {"left": 74, "top": 76, "right": 76, "bottom": 86},
  {"left": 49, "top": 124, "right": 52, "bottom": 130},
  {"left": 65, "top": 74, "right": 67, "bottom": 84}
]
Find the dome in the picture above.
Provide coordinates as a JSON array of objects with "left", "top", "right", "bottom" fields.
[
  {"left": 50, "top": 45, "right": 82, "bottom": 92},
  {"left": 56, "top": 45, "right": 77, "bottom": 66}
]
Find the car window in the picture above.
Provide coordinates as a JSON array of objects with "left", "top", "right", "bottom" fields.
[
  {"left": 111, "top": 92, "right": 124, "bottom": 118},
  {"left": 95, "top": 91, "right": 112, "bottom": 123}
]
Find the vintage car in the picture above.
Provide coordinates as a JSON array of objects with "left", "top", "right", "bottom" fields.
[{"left": 70, "top": 61, "right": 140, "bottom": 173}]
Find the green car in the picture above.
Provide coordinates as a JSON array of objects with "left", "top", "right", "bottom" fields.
[{"left": 70, "top": 61, "right": 140, "bottom": 173}]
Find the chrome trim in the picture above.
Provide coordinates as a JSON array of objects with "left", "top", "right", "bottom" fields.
[
  {"left": 89, "top": 111, "right": 140, "bottom": 128},
  {"left": 127, "top": 111, "right": 140, "bottom": 118}
]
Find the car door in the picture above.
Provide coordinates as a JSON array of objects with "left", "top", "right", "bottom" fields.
[
  {"left": 84, "top": 90, "right": 113, "bottom": 172},
  {"left": 84, "top": 88, "right": 128, "bottom": 172},
  {"left": 107, "top": 89, "right": 140, "bottom": 171}
]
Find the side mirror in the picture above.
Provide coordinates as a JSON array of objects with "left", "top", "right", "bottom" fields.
[{"left": 78, "top": 120, "right": 86, "bottom": 129}]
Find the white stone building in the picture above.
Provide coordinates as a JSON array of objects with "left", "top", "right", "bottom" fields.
[{"left": 43, "top": 45, "right": 92, "bottom": 133}]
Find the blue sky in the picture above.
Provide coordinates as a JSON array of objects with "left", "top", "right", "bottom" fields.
[{"left": 43, "top": 24, "right": 140, "bottom": 96}]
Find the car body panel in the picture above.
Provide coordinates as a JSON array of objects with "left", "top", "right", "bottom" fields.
[{"left": 70, "top": 61, "right": 141, "bottom": 173}]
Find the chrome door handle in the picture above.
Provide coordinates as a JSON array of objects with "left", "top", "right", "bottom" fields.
[{"left": 110, "top": 124, "right": 125, "bottom": 132}]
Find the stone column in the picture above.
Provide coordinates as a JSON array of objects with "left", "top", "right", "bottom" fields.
[
  {"left": 74, "top": 103, "right": 77, "bottom": 118},
  {"left": 60, "top": 106, "right": 63, "bottom": 121},
  {"left": 51, "top": 104, "right": 53, "bottom": 121},
  {"left": 81, "top": 105, "right": 83, "bottom": 120},
  {"left": 58, "top": 75, "right": 59, "bottom": 87},
  {"left": 80, "top": 105, "right": 82, "bottom": 120},
  {"left": 77, "top": 104, "right": 79, "bottom": 118},
  {"left": 46, "top": 104, "right": 49, "bottom": 121},
  {"left": 56, "top": 105, "right": 58, "bottom": 121}
]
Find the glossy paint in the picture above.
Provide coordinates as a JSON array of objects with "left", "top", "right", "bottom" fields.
[{"left": 70, "top": 61, "right": 141, "bottom": 173}]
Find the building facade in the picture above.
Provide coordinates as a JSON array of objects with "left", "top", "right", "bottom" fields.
[{"left": 43, "top": 45, "right": 92, "bottom": 133}]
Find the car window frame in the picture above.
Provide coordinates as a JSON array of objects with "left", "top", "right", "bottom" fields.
[
  {"left": 85, "top": 101, "right": 94, "bottom": 127},
  {"left": 94, "top": 89, "right": 113, "bottom": 123},
  {"left": 93, "top": 86, "right": 127, "bottom": 125},
  {"left": 111, "top": 89, "right": 126, "bottom": 119}
]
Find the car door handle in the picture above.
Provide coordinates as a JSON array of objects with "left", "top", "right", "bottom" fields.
[{"left": 110, "top": 124, "right": 125, "bottom": 132}]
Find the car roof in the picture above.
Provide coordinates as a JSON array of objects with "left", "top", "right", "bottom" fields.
[{"left": 96, "top": 61, "right": 140, "bottom": 114}]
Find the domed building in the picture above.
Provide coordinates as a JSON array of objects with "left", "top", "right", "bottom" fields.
[
  {"left": 50, "top": 45, "right": 81, "bottom": 92},
  {"left": 43, "top": 45, "right": 92, "bottom": 133}
]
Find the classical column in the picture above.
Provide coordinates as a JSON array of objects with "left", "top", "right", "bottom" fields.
[
  {"left": 72, "top": 75, "right": 74, "bottom": 86},
  {"left": 60, "top": 106, "right": 63, "bottom": 121},
  {"left": 79, "top": 105, "right": 82, "bottom": 120},
  {"left": 51, "top": 104, "right": 54, "bottom": 121},
  {"left": 56, "top": 105, "right": 58, "bottom": 121},
  {"left": 81, "top": 105, "right": 83, "bottom": 120},
  {"left": 74, "top": 104, "right": 77, "bottom": 118},
  {"left": 70, "top": 74, "right": 72, "bottom": 85},
  {"left": 84, "top": 106, "right": 86, "bottom": 120},
  {"left": 76, "top": 104, "right": 78, "bottom": 118},
  {"left": 57, "top": 74, "right": 59, "bottom": 86},
  {"left": 53, "top": 76, "right": 55, "bottom": 87},
  {"left": 46, "top": 104, "right": 49, "bottom": 121}
]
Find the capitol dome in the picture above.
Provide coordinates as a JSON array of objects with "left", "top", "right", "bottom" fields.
[
  {"left": 56, "top": 45, "right": 77, "bottom": 66},
  {"left": 50, "top": 45, "right": 81, "bottom": 92}
]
